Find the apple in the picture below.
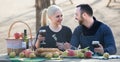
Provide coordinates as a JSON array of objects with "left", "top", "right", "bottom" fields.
[
  {"left": 19, "top": 52, "right": 25, "bottom": 58},
  {"left": 23, "top": 49, "right": 32, "bottom": 58},
  {"left": 81, "top": 47, "right": 89, "bottom": 53},
  {"left": 67, "top": 49, "right": 75, "bottom": 56},
  {"left": 40, "top": 52, "right": 47, "bottom": 57},
  {"left": 74, "top": 50, "right": 78, "bottom": 57},
  {"left": 62, "top": 50, "right": 68, "bottom": 57},
  {"left": 77, "top": 51, "right": 84, "bottom": 58},
  {"left": 103, "top": 52, "right": 109, "bottom": 59},
  {"left": 9, "top": 52, "right": 16, "bottom": 58},
  {"left": 29, "top": 52, "right": 36, "bottom": 58},
  {"left": 53, "top": 51, "right": 60, "bottom": 58},
  {"left": 84, "top": 51, "right": 92, "bottom": 58},
  {"left": 19, "top": 33, "right": 24, "bottom": 39},
  {"left": 14, "top": 32, "right": 20, "bottom": 39},
  {"left": 45, "top": 52, "right": 53, "bottom": 59}
]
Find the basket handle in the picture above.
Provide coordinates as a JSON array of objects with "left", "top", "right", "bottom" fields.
[{"left": 8, "top": 21, "right": 32, "bottom": 39}]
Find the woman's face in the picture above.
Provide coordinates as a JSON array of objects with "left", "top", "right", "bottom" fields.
[{"left": 49, "top": 10, "right": 63, "bottom": 25}]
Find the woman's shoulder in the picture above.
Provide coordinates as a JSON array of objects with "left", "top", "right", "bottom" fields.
[
  {"left": 38, "top": 26, "right": 50, "bottom": 32},
  {"left": 62, "top": 25, "right": 71, "bottom": 30},
  {"left": 39, "top": 26, "right": 49, "bottom": 29},
  {"left": 61, "top": 25, "right": 72, "bottom": 34}
]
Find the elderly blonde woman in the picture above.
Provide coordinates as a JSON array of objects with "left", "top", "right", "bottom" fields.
[{"left": 35, "top": 5, "right": 72, "bottom": 51}]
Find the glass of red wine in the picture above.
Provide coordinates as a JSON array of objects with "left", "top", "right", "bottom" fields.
[
  {"left": 92, "top": 41, "right": 100, "bottom": 48},
  {"left": 92, "top": 41, "right": 100, "bottom": 56},
  {"left": 39, "top": 29, "right": 46, "bottom": 45}
]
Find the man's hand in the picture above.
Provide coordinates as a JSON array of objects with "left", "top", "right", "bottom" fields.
[{"left": 94, "top": 44, "right": 104, "bottom": 54}]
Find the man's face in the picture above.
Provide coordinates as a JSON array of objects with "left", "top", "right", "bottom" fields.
[{"left": 75, "top": 7, "right": 84, "bottom": 25}]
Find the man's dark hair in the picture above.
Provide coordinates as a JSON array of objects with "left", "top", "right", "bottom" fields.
[{"left": 76, "top": 4, "right": 93, "bottom": 16}]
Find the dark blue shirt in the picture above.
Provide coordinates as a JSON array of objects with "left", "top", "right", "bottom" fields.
[{"left": 70, "top": 17, "right": 117, "bottom": 55}]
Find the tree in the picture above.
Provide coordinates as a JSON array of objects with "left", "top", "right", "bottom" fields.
[{"left": 35, "top": 0, "right": 50, "bottom": 32}]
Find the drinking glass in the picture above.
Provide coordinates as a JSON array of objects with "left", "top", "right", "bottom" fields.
[
  {"left": 92, "top": 41, "right": 100, "bottom": 56},
  {"left": 39, "top": 29, "right": 46, "bottom": 45}
]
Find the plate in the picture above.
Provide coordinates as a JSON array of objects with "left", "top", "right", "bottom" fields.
[
  {"left": 92, "top": 56, "right": 104, "bottom": 59},
  {"left": 92, "top": 55, "right": 120, "bottom": 59}
]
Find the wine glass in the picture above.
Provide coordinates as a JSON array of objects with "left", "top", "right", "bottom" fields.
[
  {"left": 92, "top": 41, "right": 100, "bottom": 56},
  {"left": 92, "top": 41, "right": 100, "bottom": 48},
  {"left": 39, "top": 29, "right": 46, "bottom": 46}
]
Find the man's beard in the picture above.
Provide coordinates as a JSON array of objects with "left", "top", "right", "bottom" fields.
[
  {"left": 78, "top": 16, "right": 84, "bottom": 25},
  {"left": 78, "top": 20, "right": 83, "bottom": 25}
]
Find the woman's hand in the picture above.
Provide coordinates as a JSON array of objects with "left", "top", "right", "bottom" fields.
[
  {"left": 56, "top": 42, "right": 65, "bottom": 50},
  {"left": 56, "top": 42, "right": 71, "bottom": 51},
  {"left": 35, "top": 35, "right": 45, "bottom": 48},
  {"left": 37, "top": 35, "right": 45, "bottom": 41}
]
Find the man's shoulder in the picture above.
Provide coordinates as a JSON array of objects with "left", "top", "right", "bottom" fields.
[
  {"left": 73, "top": 25, "right": 83, "bottom": 33},
  {"left": 100, "top": 22, "right": 110, "bottom": 28},
  {"left": 75, "top": 25, "right": 82, "bottom": 30},
  {"left": 99, "top": 22, "right": 111, "bottom": 31}
]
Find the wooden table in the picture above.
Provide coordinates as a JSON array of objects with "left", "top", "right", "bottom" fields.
[{"left": 1, "top": 53, "right": 120, "bottom": 62}]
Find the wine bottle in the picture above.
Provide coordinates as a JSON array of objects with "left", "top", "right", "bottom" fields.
[{"left": 23, "top": 29, "right": 29, "bottom": 49}]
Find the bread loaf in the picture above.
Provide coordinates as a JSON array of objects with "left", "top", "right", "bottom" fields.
[
  {"left": 35, "top": 48, "right": 62, "bottom": 57},
  {"left": 36, "top": 48, "right": 60, "bottom": 53}
]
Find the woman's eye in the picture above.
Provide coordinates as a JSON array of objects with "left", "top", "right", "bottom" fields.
[
  {"left": 56, "top": 15, "right": 63, "bottom": 18},
  {"left": 56, "top": 15, "right": 60, "bottom": 18}
]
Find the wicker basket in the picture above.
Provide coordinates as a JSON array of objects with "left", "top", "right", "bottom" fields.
[{"left": 6, "top": 21, "right": 33, "bottom": 55}]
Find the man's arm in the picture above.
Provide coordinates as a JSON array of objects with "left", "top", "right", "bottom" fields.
[
  {"left": 103, "top": 25, "right": 117, "bottom": 55},
  {"left": 70, "top": 26, "right": 81, "bottom": 49}
]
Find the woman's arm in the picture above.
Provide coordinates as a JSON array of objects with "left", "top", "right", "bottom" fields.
[
  {"left": 35, "top": 26, "right": 46, "bottom": 48},
  {"left": 35, "top": 38, "right": 40, "bottom": 48},
  {"left": 35, "top": 35, "right": 45, "bottom": 48}
]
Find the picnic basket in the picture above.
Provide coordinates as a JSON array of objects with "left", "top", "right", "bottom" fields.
[{"left": 6, "top": 21, "right": 33, "bottom": 55}]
